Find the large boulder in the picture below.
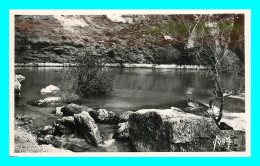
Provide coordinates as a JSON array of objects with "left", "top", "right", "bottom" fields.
[
  {"left": 33, "top": 97, "right": 62, "bottom": 106},
  {"left": 74, "top": 111, "right": 104, "bottom": 146},
  {"left": 129, "top": 108, "right": 220, "bottom": 152},
  {"left": 53, "top": 116, "right": 75, "bottom": 135},
  {"left": 40, "top": 85, "right": 60, "bottom": 95},
  {"left": 89, "top": 109, "right": 116, "bottom": 123},
  {"left": 61, "top": 103, "right": 93, "bottom": 116}
]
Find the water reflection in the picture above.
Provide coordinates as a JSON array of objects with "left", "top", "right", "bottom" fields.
[{"left": 15, "top": 67, "right": 215, "bottom": 113}]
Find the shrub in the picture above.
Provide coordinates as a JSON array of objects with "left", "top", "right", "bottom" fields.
[{"left": 64, "top": 51, "right": 114, "bottom": 96}]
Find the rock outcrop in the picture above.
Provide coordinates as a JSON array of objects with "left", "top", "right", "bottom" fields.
[
  {"left": 60, "top": 104, "right": 118, "bottom": 124},
  {"left": 89, "top": 109, "right": 116, "bottom": 124},
  {"left": 58, "top": 104, "right": 120, "bottom": 124},
  {"left": 128, "top": 108, "right": 220, "bottom": 152},
  {"left": 15, "top": 74, "right": 25, "bottom": 82},
  {"left": 52, "top": 106, "right": 64, "bottom": 116},
  {"left": 37, "top": 134, "right": 61, "bottom": 147},
  {"left": 33, "top": 97, "right": 62, "bottom": 106},
  {"left": 36, "top": 126, "right": 55, "bottom": 136},
  {"left": 53, "top": 116, "right": 75, "bottom": 135},
  {"left": 38, "top": 111, "right": 104, "bottom": 148},
  {"left": 40, "top": 85, "right": 60, "bottom": 95},
  {"left": 61, "top": 103, "right": 93, "bottom": 116},
  {"left": 113, "top": 122, "right": 129, "bottom": 141},
  {"left": 14, "top": 74, "right": 25, "bottom": 98},
  {"left": 15, "top": 119, "right": 69, "bottom": 153},
  {"left": 74, "top": 111, "right": 104, "bottom": 146}
]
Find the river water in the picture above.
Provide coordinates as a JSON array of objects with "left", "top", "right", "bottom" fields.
[{"left": 14, "top": 67, "right": 245, "bottom": 152}]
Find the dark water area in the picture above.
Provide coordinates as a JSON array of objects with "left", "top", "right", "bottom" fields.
[{"left": 14, "top": 67, "right": 244, "bottom": 152}]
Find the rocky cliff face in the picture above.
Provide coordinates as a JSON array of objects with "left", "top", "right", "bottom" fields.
[
  {"left": 15, "top": 14, "right": 243, "bottom": 65},
  {"left": 15, "top": 15, "right": 194, "bottom": 64}
]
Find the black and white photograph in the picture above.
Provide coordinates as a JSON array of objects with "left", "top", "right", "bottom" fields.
[{"left": 10, "top": 10, "right": 251, "bottom": 157}]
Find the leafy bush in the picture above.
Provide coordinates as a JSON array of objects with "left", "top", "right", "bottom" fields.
[{"left": 64, "top": 51, "right": 114, "bottom": 96}]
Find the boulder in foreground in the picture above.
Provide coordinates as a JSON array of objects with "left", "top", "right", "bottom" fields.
[
  {"left": 129, "top": 108, "right": 220, "bottom": 152},
  {"left": 74, "top": 111, "right": 104, "bottom": 146}
]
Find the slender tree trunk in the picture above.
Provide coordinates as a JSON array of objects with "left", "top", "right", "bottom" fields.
[{"left": 209, "top": 76, "right": 224, "bottom": 123}]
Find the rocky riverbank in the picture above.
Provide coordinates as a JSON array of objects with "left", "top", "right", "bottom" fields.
[
  {"left": 14, "top": 117, "right": 70, "bottom": 153},
  {"left": 32, "top": 101, "right": 245, "bottom": 152},
  {"left": 14, "top": 81, "right": 245, "bottom": 152}
]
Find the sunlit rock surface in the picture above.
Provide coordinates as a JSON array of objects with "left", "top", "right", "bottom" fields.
[
  {"left": 40, "top": 85, "right": 60, "bottom": 95},
  {"left": 129, "top": 109, "right": 220, "bottom": 152},
  {"left": 33, "top": 97, "right": 62, "bottom": 106},
  {"left": 53, "top": 106, "right": 64, "bottom": 116}
]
